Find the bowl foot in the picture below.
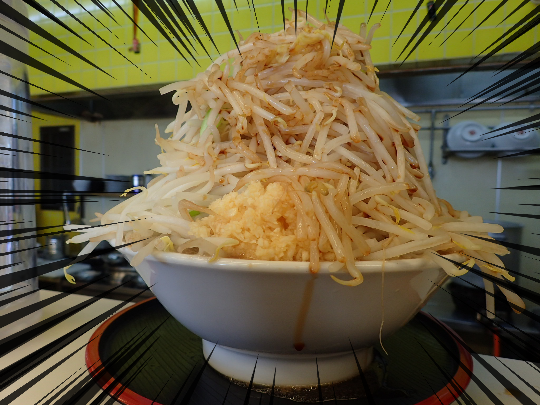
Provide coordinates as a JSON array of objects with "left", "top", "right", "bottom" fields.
[{"left": 202, "top": 340, "right": 373, "bottom": 387}]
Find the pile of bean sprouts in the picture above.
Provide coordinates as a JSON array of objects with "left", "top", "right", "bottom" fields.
[{"left": 66, "top": 10, "right": 523, "bottom": 314}]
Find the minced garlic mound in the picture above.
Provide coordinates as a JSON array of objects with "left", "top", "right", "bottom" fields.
[{"left": 190, "top": 182, "right": 311, "bottom": 261}]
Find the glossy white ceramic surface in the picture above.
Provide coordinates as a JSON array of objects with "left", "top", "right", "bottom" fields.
[{"left": 119, "top": 247, "right": 455, "bottom": 357}]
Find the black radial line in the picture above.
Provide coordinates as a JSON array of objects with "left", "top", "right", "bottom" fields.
[
  {"left": 47, "top": 0, "right": 146, "bottom": 75},
  {"left": 418, "top": 314, "right": 506, "bottom": 405},
  {"left": 305, "top": 0, "right": 308, "bottom": 18},
  {"left": 144, "top": 0, "right": 200, "bottom": 57},
  {"left": 214, "top": 0, "right": 241, "bottom": 54},
  {"left": 381, "top": 0, "right": 391, "bottom": 21},
  {"left": 454, "top": 273, "right": 540, "bottom": 327},
  {"left": 394, "top": 0, "right": 423, "bottom": 45},
  {"left": 476, "top": 5, "right": 540, "bottom": 56},
  {"left": 463, "top": 0, "right": 508, "bottom": 40},
  {"left": 483, "top": 72, "right": 540, "bottom": 113},
  {"left": 0, "top": 40, "right": 107, "bottom": 99},
  {"left": 0, "top": 288, "right": 39, "bottom": 309},
  {"left": 221, "top": 378, "right": 232, "bottom": 405},
  {"left": 440, "top": 0, "right": 484, "bottom": 46},
  {"left": 396, "top": 0, "right": 446, "bottom": 60},
  {"left": 165, "top": 0, "right": 211, "bottom": 56},
  {"left": 0, "top": 285, "right": 27, "bottom": 298},
  {"left": 420, "top": 373, "right": 448, "bottom": 405},
  {"left": 433, "top": 0, "right": 470, "bottom": 41},
  {"left": 476, "top": 15, "right": 540, "bottom": 65},
  {"left": 0, "top": 70, "right": 79, "bottom": 105},
  {"left": 165, "top": 0, "right": 197, "bottom": 38},
  {"left": 168, "top": 365, "right": 197, "bottom": 405},
  {"left": 496, "top": 43, "right": 540, "bottom": 73},
  {"left": 0, "top": 236, "right": 147, "bottom": 287},
  {"left": 0, "top": 290, "right": 149, "bottom": 401},
  {"left": 34, "top": 367, "right": 82, "bottom": 405},
  {"left": 52, "top": 334, "right": 159, "bottom": 405},
  {"left": 178, "top": 0, "right": 220, "bottom": 53},
  {"left": 0, "top": 90, "right": 74, "bottom": 118},
  {"left": 490, "top": 212, "right": 540, "bottom": 220},
  {"left": 427, "top": 316, "right": 537, "bottom": 405},
  {"left": 462, "top": 57, "right": 540, "bottom": 104},
  {"left": 243, "top": 355, "right": 258, "bottom": 405},
  {"left": 269, "top": 367, "right": 276, "bottom": 405},
  {"left": 129, "top": 0, "right": 190, "bottom": 64},
  {"left": 48, "top": 319, "right": 162, "bottom": 405},
  {"left": 449, "top": 10, "right": 540, "bottom": 85},
  {"left": 331, "top": 383, "right": 337, "bottom": 404},
  {"left": 330, "top": 0, "right": 346, "bottom": 47},
  {"left": 464, "top": 251, "right": 540, "bottom": 285},
  {"left": 483, "top": 121, "right": 540, "bottom": 140},
  {"left": 0, "top": 166, "right": 123, "bottom": 183},
  {"left": 178, "top": 343, "right": 218, "bottom": 405},
  {"left": 499, "top": 82, "right": 540, "bottom": 106},
  {"left": 349, "top": 340, "right": 375, "bottom": 405},
  {"left": 483, "top": 113, "right": 540, "bottom": 137},
  {"left": 497, "top": 0, "right": 530, "bottom": 27},
  {"left": 109, "top": 0, "right": 156, "bottom": 45},
  {"left": 19, "top": 0, "right": 90, "bottom": 44},
  {"left": 150, "top": 0, "right": 198, "bottom": 52},
  {"left": 0, "top": 114, "right": 29, "bottom": 123},
  {"left": 0, "top": 198, "right": 81, "bottom": 207},
  {"left": 250, "top": 0, "right": 260, "bottom": 32},
  {"left": 0, "top": 146, "right": 61, "bottom": 158},
  {"left": 0, "top": 281, "right": 132, "bottom": 359},
  {"left": 368, "top": 0, "right": 379, "bottom": 23},
  {"left": 0, "top": 1, "right": 112, "bottom": 77},
  {"left": 498, "top": 148, "right": 540, "bottom": 158},
  {"left": 441, "top": 254, "right": 540, "bottom": 306},
  {"left": 494, "top": 184, "right": 540, "bottom": 190},
  {"left": 1, "top": 131, "right": 104, "bottom": 154},
  {"left": 0, "top": 262, "right": 21, "bottom": 271},
  {"left": 37, "top": 364, "right": 94, "bottom": 405},
  {"left": 0, "top": 23, "right": 69, "bottom": 65},
  {"left": 316, "top": 358, "right": 323, "bottom": 404},
  {"left": 0, "top": 276, "right": 109, "bottom": 329},
  {"left": 101, "top": 358, "right": 151, "bottom": 405},
  {"left": 73, "top": 0, "right": 115, "bottom": 36},
  {"left": 281, "top": 0, "right": 286, "bottom": 30},
  {"left": 399, "top": 0, "right": 459, "bottom": 64},
  {"left": 294, "top": 0, "right": 298, "bottom": 33},
  {"left": 89, "top": 0, "right": 118, "bottom": 23},
  {"left": 0, "top": 228, "right": 72, "bottom": 246},
  {"left": 415, "top": 339, "right": 476, "bottom": 405},
  {"left": 477, "top": 311, "right": 540, "bottom": 362},
  {"left": 0, "top": 244, "right": 40, "bottom": 258},
  {"left": 86, "top": 347, "right": 155, "bottom": 405}
]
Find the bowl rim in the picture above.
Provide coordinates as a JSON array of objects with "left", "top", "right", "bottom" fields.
[{"left": 116, "top": 240, "right": 464, "bottom": 275}]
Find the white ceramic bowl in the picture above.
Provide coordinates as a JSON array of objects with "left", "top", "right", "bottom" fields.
[{"left": 119, "top": 246, "right": 457, "bottom": 386}]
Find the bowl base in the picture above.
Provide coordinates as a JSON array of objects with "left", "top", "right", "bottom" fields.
[{"left": 202, "top": 340, "right": 373, "bottom": 387}]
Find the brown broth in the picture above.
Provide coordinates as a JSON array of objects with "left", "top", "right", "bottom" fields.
[{"left": 293, "top": 274, "right": 317, "bottom": 351}]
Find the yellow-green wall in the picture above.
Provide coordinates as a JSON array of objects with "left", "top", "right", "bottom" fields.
[{"left": 27, "top": 0, "right": 537, "bottom": 95}]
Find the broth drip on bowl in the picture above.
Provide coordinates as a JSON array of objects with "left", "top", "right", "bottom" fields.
[{"left": 293, "top": 275, "right": 317, "bottom": 351}]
